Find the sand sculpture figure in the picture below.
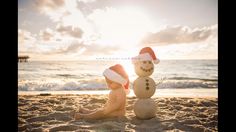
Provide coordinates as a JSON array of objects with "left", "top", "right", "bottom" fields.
[{"left": 132, "top": 47, "right": 160, "bottom": 119}]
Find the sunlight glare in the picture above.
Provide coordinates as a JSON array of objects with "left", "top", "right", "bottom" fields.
[{"left": 88, "top": 6, "right": 154, "bottom": 47}]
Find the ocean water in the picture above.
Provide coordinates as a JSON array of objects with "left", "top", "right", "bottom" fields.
[{"left": 18, "top": 60, "right": 218, "bottom": 91}]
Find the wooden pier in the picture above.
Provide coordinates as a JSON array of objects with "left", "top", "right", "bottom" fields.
[{"left": 18, "top": 55, "right": 29, "bottom": 62}]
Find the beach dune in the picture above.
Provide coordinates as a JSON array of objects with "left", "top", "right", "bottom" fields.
[{"left": 18, "top": 94, "right": 217, "bottom": 132}]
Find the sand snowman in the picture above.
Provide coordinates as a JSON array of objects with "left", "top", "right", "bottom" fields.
[{"left": 132, "top": 47, "right": 160, "bottom": 119}]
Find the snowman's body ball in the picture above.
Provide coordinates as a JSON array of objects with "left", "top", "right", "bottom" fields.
[
  {"left": 134, "top": 98, "right": 157, "bottom": 119},
  {"left": 134, "top": 61, "right": 154, "bottom": 77},
  {"left": 133, "top": 77, "right": 156, "bottom": 99}
]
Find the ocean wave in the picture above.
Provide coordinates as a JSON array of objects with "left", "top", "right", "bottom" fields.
[
  {"left": 168, "top": 77, "right": 217, "bottom": 81},
  {"left": 18, "top": 81, "right": 107, "bottom": 91},
  {"left": 157, "top": 80, "right": 217, "bottom": 89},
  {"left": 56, "top": 74, "right": 77, "bottom": 77},
  {"left": 18, "top": 78, "right": 217, "bottom": 91}
]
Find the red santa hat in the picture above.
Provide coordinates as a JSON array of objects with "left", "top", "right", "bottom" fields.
[
  {"left": 132, "top": 47, "right": 160, "bottom": 64},
  {"left": 103, "top": 64, "right": 130, "bottom": 94}
]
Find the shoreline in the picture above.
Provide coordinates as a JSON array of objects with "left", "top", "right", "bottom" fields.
[{"left": 18, "top": 88, "right": 218, "bottom": 98}]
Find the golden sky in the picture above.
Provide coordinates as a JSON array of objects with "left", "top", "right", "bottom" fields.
[{"left": 18, "top": 0, "right": 218, "bottom": 60}]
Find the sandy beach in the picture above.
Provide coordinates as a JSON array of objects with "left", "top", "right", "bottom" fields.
[{"left": 18, "top": 93, "right": 217, "bottom": 132}]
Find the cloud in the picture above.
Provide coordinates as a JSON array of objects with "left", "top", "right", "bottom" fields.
[
  {"left": 56, "top": 24, "right": 83, "bottom": 38},
  {"left": 77, "top": 0, "right": 96, "bottom": 3},
  {"left": 141, "top": 24, "right": 217, "bottom": 45},
  {"left": 21, "top": 20, "right": 32, "bottom": 27},
  {"left": 35, "top": 0, "right": 65, "bottom": 11},
  {"left": 18, "top": 29, "right": 35, "bottom": 41},
  {"left": 22, "top": 1, "right": 218, "bottom": 60},
  {"left": 35, "top": 0, "right": 91, "bottom": 36},
  {"left": 18, "top": 28, "right": 146, "bottom": 60},
  {"left": 53, "top": 41, "right": 121, "bottom": 56},
  {"left": 35, "top": 0, "right": 68, "bottom": 22},
  {"left": 18, "top": 29, "right": 122, "bottom": 60},
  {"left": 39, "top": 28, "right": 54, "bottom": 41},
  {"left": 83, "top": 44, "right": 121, "bottom": 56},
  {"left": 36, "top": 36, "right": 122, "bottom": 57},
  {"left": 19, "top": 28, "right": 67, "bottom": 55},
  {"left": 87, "top": 7, "right": 155, "bottom": 46},
  {"left": 18, "top": 29, "right": 38, "bottom": 54},
  {"left": 51, "top": 41, "right": 85, "bottom": 54}
]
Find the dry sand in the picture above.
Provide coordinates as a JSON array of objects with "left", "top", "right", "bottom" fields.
[{"left": 18, "top": 94, "right": 217, "bottom": 132}]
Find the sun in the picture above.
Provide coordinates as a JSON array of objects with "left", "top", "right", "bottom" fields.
[
  {"left": 88, "top": 6, "right": 154, "bottom": 47},
  {"left": 118, "top": 60, "right": 137, "bottom": 82}
]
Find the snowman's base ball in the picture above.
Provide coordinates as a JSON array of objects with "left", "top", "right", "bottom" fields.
[{"left": 134, "top": 98, "right": 157, "bottom": 119}]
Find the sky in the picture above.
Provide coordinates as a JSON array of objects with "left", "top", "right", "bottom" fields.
[{"left": 18, "top": 0, "right": 218, "bottom": 60}]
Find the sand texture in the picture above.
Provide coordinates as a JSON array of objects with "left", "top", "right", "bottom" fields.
[{"left": 18, "top": 94, "right": 217, "bottom": 132}]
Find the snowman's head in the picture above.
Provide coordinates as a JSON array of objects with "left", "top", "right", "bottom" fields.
[
  {"left": 134, "top": 60, "right": 154, "bottom": 77},
  {"left": 132, "top": 47, "right": 159, "bottom": 76}
]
